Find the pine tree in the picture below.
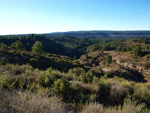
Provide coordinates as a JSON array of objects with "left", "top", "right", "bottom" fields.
[
  {"left": 133, "top": 45, "right": 142, "bottom": 56},
  {"left": 105, "top": 55, "right": 112, "bottom": 64},
  {"left": 32, "top": 41, "right": 43, "bottom": 56}
]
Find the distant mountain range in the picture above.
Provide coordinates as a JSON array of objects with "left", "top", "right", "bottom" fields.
[
  {"left": 2, "top": 30, "right": 150, "bottom": 39},
  {"left": 44, "top": 30, "right": 150, "bottom": 39}
]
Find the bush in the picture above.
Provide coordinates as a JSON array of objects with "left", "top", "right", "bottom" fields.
[
  {"left": 133, "top": 84, "right": 150, "bottom": 104},
  {"left": 0, "top": 43, "right": 8, "bottom": 52},
  {"left": 109, "top": 82, "right": 127, "bottom": 104},
  {"left": 69, "top": 67, "right": 85, "bottom": 76},
  {"left": 0, "top": 72, "right": 13, "bottom": 89},
  {"left": 120, "top": 97, "right": 149, "bottom": 113},
  {"left": 23, "top": 69, "right": 33, "bottom": 77},
  {"left": 5, "top": 64, "right": 33, "bottom": 75},
  {"left": 120, "top": 81, "right": 134, "bottom": 95},
  {"left": 80, "top": 102, "right": 105, "bottom": 113},
  {"left": 57, "top": 59, "right": 66, "bottom": 65},
  {"left": 30, "top": 58, "right": 39, "bottom": 68},
  {"left": 80, "top": 97, "right": 149, "bottom": 113},
  {"left": 36, "top": 72, "right": 57, "bottom": 88},
  {"left": 68, "top": 83, "right": 97, "bottom": 106},
  {"left": 97, "top": 80, "right": 111, "bottom": 101},
  {"left": 11, "top": 40, "right": 24, "bottom": 50},
  {"left": 0, "top": 70, "right": 33, "bottom": 90},
  {"left": 52, "top": 79, "right": 71, "bottom": 99},
  {"left": 73, "top": 60, "right": 81, "bottom": 66},
  {"left": 79, "top": 70, "right": 94, "bottom": 83},
  {"left": 0, "top": 57, "right": 6, "bottom": 65}
]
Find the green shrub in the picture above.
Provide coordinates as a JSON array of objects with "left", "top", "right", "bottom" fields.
[
  {"left": 13, "top": 78, "right": 28, "bottom": 90},
  {"left": 73, "top": 60, "right": 81, "bottom": 66},
  {"left": 23, "top": 69, "right": 33, "bottom": 77},
  {"left": 5, "top": 64, "right": 33, "bottom": 75},
  {"left": 47, "top": 53, "right": 51, "bottom": 57},
  {"left": 0, "top": 43, "right": 8, "bottom": 52},
  {"left": 97, "top": 80, "right": 111, "bottom": 100},
  {"left": 120, "top": 97, "right": 149, "bottom": 113},
  {"left": 30, "top": 58, "right": 38, "bottom": 67},
  {"left": 80, "top": 97, "right": 149, "bottom": 113},
  {"left": 121, "top": 81, "right": 134, "bottom": 95},
  {"left": 0, "top": 58, "right": 6, "bottom": 65},
  {"left": 145, "top": 61, "right": 150, "bottom": 69},
  {"left": 133, "top": 84, "right": 150, "bottom": 104},
  {"left": 0, "top": 72, "right": 14, "bottom": 90},
  {"left": 52, "top": 79, "right": 71, "bottom": 99},
  {"left": 79, "top": 70, "right": 94, "bottom": 83},
  {"left": 57, "top": 59, "right": 66, "bottom": 65},
  {"left": 69, "top": 83, "right": 97, "bottom": 105},
  {"left": 69, "top": 67, "right": 85, "bottom": 76},
  {"left": 36, "top": 72, "right": 57, "bottom": 88}
]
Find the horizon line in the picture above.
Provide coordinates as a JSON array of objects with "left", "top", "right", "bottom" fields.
[{"left": 1, "top": 30, "right": 150, "bottom": 36}]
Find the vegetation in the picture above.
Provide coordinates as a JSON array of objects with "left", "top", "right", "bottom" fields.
[
  {"left": 45, "top": 30, "right": 150, "bottom": 39},
  {"left": 0, "top": 33, "right": 150, "bottom": 112},
  {"left": 32, "top": 41, "right": 43, "bottom": 56},
  {"left": 133, "top": 45, "right": 142, "bottom": 56},
  {"left": 105, "top": 55, "right": 112, "bottom": 64}
]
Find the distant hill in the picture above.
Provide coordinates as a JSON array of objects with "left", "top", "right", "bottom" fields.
[
  {"left": 44, "top": 30, "right": 150, "bottom": 39},
  {"left": 2, "top": 30, "right": 150, "bottom": 39},
  {"left": 0, "top": 35, "right": 82, "bottom": 58}
]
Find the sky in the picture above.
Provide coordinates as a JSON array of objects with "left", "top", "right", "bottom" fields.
[{"left": 0, "top": 0, "right": 150, "bottom": 35}]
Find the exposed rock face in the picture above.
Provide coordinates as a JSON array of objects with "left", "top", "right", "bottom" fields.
[
  {"left": 116, "top": 61, "right": 145, "bottom": 71},
  {"left": 92, "top": 63, "right": 96, "bottom": 67},
  {"left": 136, "top": 65, "right": 145, "bottom": 70},
  {"left": 99, "top": 61, "right": 105, "bottom": 66},
  {"left": 112, "top": 56, "right": 150, "bottom": 77}
]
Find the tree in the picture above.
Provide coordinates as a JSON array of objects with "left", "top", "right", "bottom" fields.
[
  {"left": 101, "top": 49, "right": 104, "bottom": 55},
  {"left": 0, "top": 43, "right": 8, "bottom": 52},
  {"left": 32, "top": 41, "right": 43, "bottom": 56},
  {"left": 117, "top": 46, "right": 122, "bottom": 52},
  {"left": 79, "top": 70, "right": 94, "bottom": 83},
  {"left": 133, "top": 45, "right": 142, "bottom": 56},
  {"left": 105, "top": 55, "right": 112, "bottom": 64},
  {"left": 11, "top": 40, "right": 24, "bottom": 50},
  {"left": 85, "top": 53, "right": 88, "bottom": 59}
]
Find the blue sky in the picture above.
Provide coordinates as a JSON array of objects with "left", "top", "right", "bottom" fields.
[{"left": 0, "top": 0, "right": 150, "bottom": 35}]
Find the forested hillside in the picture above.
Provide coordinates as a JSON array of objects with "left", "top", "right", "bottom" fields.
[{"left": 0, "top": 35, "right": 82, "bottom": 58}]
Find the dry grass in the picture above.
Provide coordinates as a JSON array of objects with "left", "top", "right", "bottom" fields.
[
  {"left": 80, "top": 97, "right": 149, "bottom": 113},
  {"left": 109, "top": 81, "right": 127, "bottom": 103},
  {"left": 70, "top": 80, "right": 99, "bottom": 93},
  {"left": 80, "top": 102, "right": 118, "bottom": 113},
  {"left": 5, "top": 64, "right": 33, "bottom": 75},
  {"left": 0, "top": 90, "right": 73, "bottom": 113}
]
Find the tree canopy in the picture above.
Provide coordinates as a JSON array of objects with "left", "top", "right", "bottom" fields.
[{"left": 32, "top": 41, "right": 43, "bottom": 56}]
